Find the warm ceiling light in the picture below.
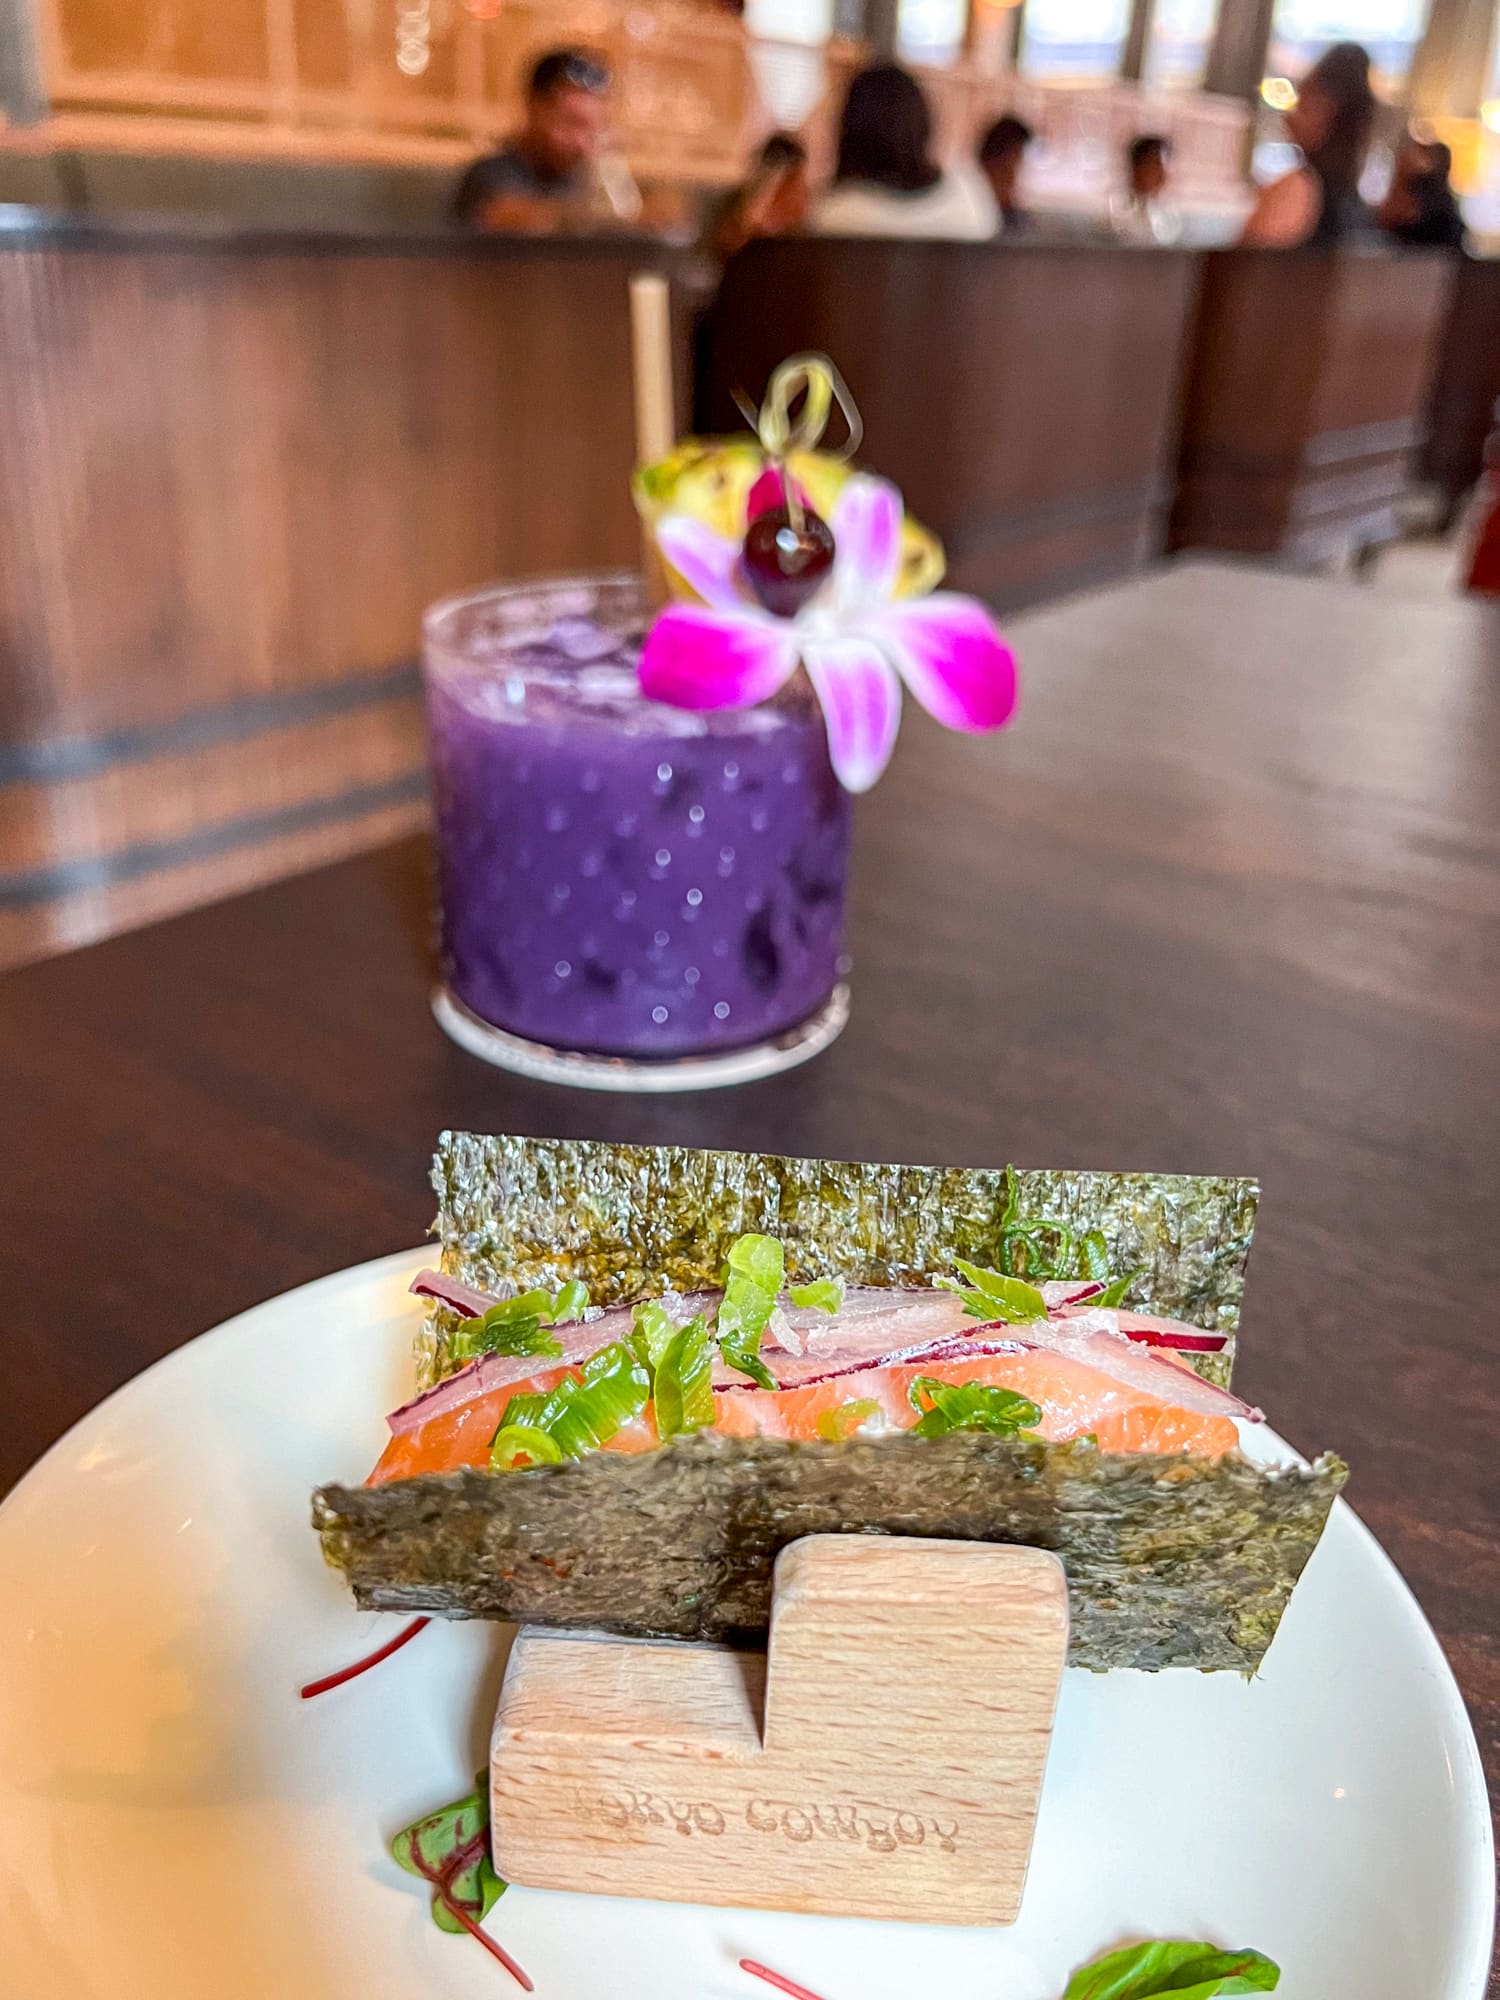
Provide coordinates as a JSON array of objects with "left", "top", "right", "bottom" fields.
[
  {"left": 1481, "top": 98, "right": 1500, "bottom": 134},
  {"left": 1260, "top": 76, "right": 1297, "bottom": 110}
]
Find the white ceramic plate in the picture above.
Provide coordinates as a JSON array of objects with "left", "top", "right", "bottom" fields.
[{"left": 0, "top": 1252, "right": 1491, "bottom": 2000}]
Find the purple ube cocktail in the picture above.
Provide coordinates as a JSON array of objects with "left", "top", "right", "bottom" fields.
[{"left": 424, "top": 574, "right": 851, "bottom": 1060}]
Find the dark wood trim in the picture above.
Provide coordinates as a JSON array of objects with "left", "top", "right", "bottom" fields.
[
  {"left": 942, "top": 479, "right": 1173, "bottom": 559},
  {"left": 0, "top": 768, "right": 428, "bottom": 906},
  {"left": 0, "top": 659, "right": 421, "bottom": 784},
  {"left": 0, "top": 234, "right": 694, "bottom": 960}
]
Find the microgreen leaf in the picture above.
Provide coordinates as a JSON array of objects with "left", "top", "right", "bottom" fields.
[
  {"left": 907, "top": 1376, "right": 1043, "bottom": 1438},
  {"left": 1090, "top": 1269, "right": 1144, "bottom": 1309},
  {"left": 816, "top": 1397, "right": 880, "bottom": 1440},
  {"left": 1061, "top": 1939, "right": 1280, "bottom": 1999},
  {"left": 788, "top": 1278, "right": 844, "bottom": 1313},
  {"left": 391, "top": 1780, "right": 507, "bottom": 1935},
  {"left": 943, "top": 1260, "right": 1048, "bottom": 1323},
  {"left": 390, "top": 1782, "right": 532, "bottom": 1987},
  {"left": 654, "top": 1316, "right": 715, "bottom": 1439}
]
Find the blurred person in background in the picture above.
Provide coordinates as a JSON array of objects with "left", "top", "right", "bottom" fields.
[
  {"left": 977, "top": 114, "right": 1034, "bottom": 235},
  {"left": 1379, "top": 134, "right": 1468, "bottom": 250},
  {"left": 712, "top": 132, "right": 811, "bottom": 258},
  {"left": 814, "top": 64, "right": 996, "bottom": 241},
  {"left": 1111, "top": 133, "right": 1182, "bottom": 243},
  {"left": 1241, "top": 42, "right": 1376, "bottom": 248},
  {"left": 453, "top": 48, "right": 641, "bottom": 232}
]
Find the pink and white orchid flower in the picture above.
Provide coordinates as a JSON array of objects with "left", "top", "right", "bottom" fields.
[{"left": 640, "top": 474, "right": 1018, "bottom": 793}]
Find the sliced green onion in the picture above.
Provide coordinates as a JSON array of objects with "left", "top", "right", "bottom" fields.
[
  {"left": 494, "top": 1390, "right": 550, "bottom": 1433},
  {"left": 550, "top": 1280, "right": 590, "bottom": 1323},
  {"left": 717, "top": 1233, "right": 785, "bottom": 1387},
  {"left": 629, "top": 1300, "right": 679, "bottom": 1380},
  {"left": 537, "top": 1343, "right": 650, "bottom": 1458},
  {"left": 452, "top": 1293, "right": 564, "bottom": 1363},
  {"left": 907, "top": 1376, "right": 1043, "bottom": 1439},
  {"left": 653, "top": 1317, "right": 715, "bottom": 1439},
  {"left": 788, "top": 1278, "right": 844, "bottom": 1314},
  {"left": 489, "top": 1425, "right": 564, "bottom": 1470},
  {"left": 815, "top": 1397, "right": 879, "bottom": 1441},
  {"left": 725, "top": 1234, "right": 785, "bottom": 1294}
]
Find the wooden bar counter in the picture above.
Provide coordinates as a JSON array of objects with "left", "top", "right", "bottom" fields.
[
  {"left": 0, "top": 218, "right": 690, "bottom": 969},
  {"left": 1420, "top": 255, "right": 1500, "bottom": 527},
  {"left": 1170, "top": 246, "right": 1454, "bottom": 561}
]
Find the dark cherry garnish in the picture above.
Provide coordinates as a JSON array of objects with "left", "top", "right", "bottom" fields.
[{"left": 742, "top": 505, "right": 835, "bottom": 618}]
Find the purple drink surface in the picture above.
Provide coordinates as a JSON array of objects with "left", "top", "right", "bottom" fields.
[{"left": 425, "top": 594, "right": 851, "bottom": 1058}]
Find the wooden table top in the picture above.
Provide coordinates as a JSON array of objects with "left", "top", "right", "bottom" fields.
[{"left": 3, "top": 558, "right": 1497, "bottom": 1970}]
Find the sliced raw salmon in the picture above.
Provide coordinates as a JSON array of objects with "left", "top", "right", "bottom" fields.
[
  {"left": 712, "top": 1347, "right": 1239, "bottom": 1456},
  {"left": 369, "top": 1327, "right": 1239, "bottom": 1483}
]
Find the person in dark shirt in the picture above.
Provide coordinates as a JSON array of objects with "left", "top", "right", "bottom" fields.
[
  {"left": 1380, "top": 136, "right": 1468, "bottom": 251},
  {"left": 453, "top": 48, "right": 639, "bottom": 231},
  {"left": 711, "top": 133, "right": 811, "bottom": 259},
  {"left": 977, "top": 115, "right": 1034, "bottom": 235},
  {"left": 1241, "top": 42, "right": 1376, "bottom": 248}
]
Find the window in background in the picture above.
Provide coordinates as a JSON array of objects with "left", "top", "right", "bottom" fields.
[
  {"left": 1020, "top": 0, "right": 1132, "bottom": 77},
  {"left": 898, "top": 0, "right": 969, "bottom": 66},
  {"left": 745, "top": 0, "right": 835, "bottom": 44},
  {"left": 1145, "top": 0, "right": 1219, "bottom": 87},
  {"left": 1268, "top": 0, "right": 1427, "bottom": 93},
  {"left": 745, "top": 0, "right": 834, "bottom": 130}
]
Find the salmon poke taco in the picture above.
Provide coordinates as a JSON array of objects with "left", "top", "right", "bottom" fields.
[{"left": 313, "top": 1136, "right": 1346, "bottom": 1672}]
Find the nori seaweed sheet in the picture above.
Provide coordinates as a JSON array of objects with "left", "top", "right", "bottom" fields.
[
  {"left": 313, "top": 1430, "right": 1347, "bottom": 1673},
  {"left": 422, "top": 1135, "right": 1259, "bottom": 1390}
]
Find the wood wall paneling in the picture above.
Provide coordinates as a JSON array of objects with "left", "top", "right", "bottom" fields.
[
  {"left": 705, "top": 238, "right": 1198, "bottom": 609},
  {"left": 36, "top": 0, "right": 755, "bottom": 181},
  {"left": 0, "top": 233, "right": 689, "bottom": 968}
]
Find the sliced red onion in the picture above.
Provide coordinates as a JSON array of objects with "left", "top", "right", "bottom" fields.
[
  {"left": 408, "top": 1268, "right": 502, "bottom": 1317},
  {"left": 1055, "top": 1301, "right": 1228, "bottom": 1354},
  {"left": 717, "top": 1328, "right": 1036, "bottom": 1395},
  {"left": 386, "top": 1308, "right": 636, "bottom": 1435},
  {"left": 393, "top": 1276, "right": 1247, "bottom": 1433},
  {"left": 1040, "top": 1279, "right": 1107, "bottom": 1308},
  {"left": 1021, "top": 1309, "right": 1259, "bottom": 1421}
]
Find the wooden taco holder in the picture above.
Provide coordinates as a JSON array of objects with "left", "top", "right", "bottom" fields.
[{"left": 490, "top": 1535, "right": 1068, "bottom": 1924}]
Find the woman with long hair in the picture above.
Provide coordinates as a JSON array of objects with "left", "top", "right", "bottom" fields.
[
  {"left": 1242, "top": 42, "right": 1377, "bottom": 248},
  {"left": 813, "top": 62, "right": 996, "bottom": 242}
]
